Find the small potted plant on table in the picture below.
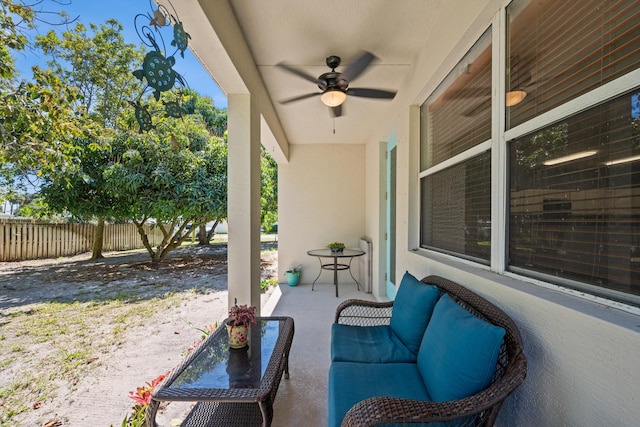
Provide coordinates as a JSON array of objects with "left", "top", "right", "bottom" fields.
[
  {"left": 227, "top": 301, "right": 256, "bottom": 348},
  {"left": 327, "top": 241, "right": 345, "bottom": 254}
]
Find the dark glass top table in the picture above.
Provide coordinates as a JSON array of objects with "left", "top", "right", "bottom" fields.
[
  {"left": 307, "top": 248, "right": 365, "bottom": 297},
  {"left": 147, "top": 316, "right": 295, "bottom": 427}
]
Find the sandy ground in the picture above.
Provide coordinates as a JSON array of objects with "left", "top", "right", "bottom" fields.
[{"left": 0, "top": 243, "right": 277, "bottom": 427}]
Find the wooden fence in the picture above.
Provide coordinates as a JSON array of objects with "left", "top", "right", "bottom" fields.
[{"left": 0, "top": 219, "right": 164, "bottom": 262}]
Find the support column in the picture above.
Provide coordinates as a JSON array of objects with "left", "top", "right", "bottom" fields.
[{"left": 227, "top": 94, "right": 262, "bottom": 314}]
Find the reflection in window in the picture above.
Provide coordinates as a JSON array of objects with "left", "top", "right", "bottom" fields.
[
  {"left": 509, "top": 90, "right": 640, "bottom": 299},
  {"left": 507, "top": 0, "right": 640, "bottom": 129},
  {"left": 419, "top": 28, "right": 492, "bottom": 262},
  {"left": 422, "top": 151, "right": 491, "bottom": 263},
  {"left": 420, "top": 29, "right": 491, "bottom": 170}
]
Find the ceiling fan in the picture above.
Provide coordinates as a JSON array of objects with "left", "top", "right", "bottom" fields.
[
  {"left": 448, "top": 55, "right": 550, "bottom": 110},
  {"left": 276, "top": 51, "right": 397, "bottom": 117}
]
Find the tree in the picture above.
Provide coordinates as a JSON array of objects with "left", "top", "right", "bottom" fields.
[
  {"left": 1, "top": 1, "right": 82, "bottom": 183},
  {"left": 1, "top": 66, "right": 87, "bottom": 188},
  {"left": 183, "top": 89, "right": 227, "bottom": 137},
  {"left": 35, "top": 19, "right": 143, "bottom": 128},
  {"left": 174, "top": 90, "right": 229, "bottom": 244},
  {"left": 1, "top": 0, "right": 74, "bottom": 79},
  {"left": 102, "top": 109, "right": 227, "bottom": 263},
  {"left": 40, "top": 134, "right": 125, "bottom": 222},
  {"left": 261, "top": 147, "right": 278, "bottom": 233},
  {"left": 32, "top": 18, "right": 144, "bottom": 258}
]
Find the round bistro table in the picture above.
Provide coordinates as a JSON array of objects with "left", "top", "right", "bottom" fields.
[{"left": 306, "top": 248, "right": 365, "bottom": 297}]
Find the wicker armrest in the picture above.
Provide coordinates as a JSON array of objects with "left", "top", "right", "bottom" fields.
[
  {"left": 334, "top": 299, "right": 394, "bottom": 326},
  {"left": 341, "top": 352, "right": 528, "bottom": 427}
]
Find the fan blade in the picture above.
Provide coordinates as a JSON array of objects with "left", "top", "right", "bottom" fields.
[
  {"left": 348, "top": 88, "right": 396, "bottom": 99},
  {"left": 445, "top": 87, "right": 491, "bottom": 100},
  {"left": 276, "top": 62, "right": 322, "bottom": 86},
  {"left": 279, "top": 92, "right": 320, "bottom": 104},
  {"left": 461, "top": 100, "right": 489, "bottom": 117},
  {"left": 330, "top": 104, "right": 343, "bottom": 117},
  {"left": 340, "top": 51, "right": 377, "bottom": 83}
]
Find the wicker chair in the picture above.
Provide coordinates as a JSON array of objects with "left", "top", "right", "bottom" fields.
[{"left": 333, "top": 275, "right": 527, "bottom": 427}]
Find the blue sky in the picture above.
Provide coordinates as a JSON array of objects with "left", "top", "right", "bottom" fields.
[{"left": 14, "top": 0, "right": 227, "bottom": 108}]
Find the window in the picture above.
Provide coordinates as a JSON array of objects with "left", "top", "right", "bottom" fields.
[
  {"left": 420, "top": 29, "right": 491, "bottom": 263},
  {"left": 507, "top": 0, "right": 640, "bottom": 304},
  {"left": 507, "top": 0, "right": 640, "bottom": 129},
  {"left": 509, "top": 90, "right": 640, "bottom": 300},
  {"left": 421, "top": 151, "right": 491, "bottom": 262},
  {"left": 419, "top": 0, "right": 640, "bottom": 305}
]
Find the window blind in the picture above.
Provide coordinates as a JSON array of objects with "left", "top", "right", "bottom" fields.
[
  {"left": 507, "top": 0, "right": 640, "bottom": 129},
  {"left": 509, "top": 89, "right": 640, "bottom": 297}
]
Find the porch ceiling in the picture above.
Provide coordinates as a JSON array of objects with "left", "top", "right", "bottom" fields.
[
  {"left": 158, "top": 0, "right": 482, "bottom": 148},
  {"left": 229, "top": 0, "right": 436, "bottom": 145}
]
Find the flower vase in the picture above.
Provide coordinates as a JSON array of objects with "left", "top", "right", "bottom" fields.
[{"left": 226, "top": 322, "right": 249, "bottom": 348}]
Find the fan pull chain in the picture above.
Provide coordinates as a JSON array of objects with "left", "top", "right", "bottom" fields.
[{"left": 333, "top": 118, "right": 336, "bottom": 134}]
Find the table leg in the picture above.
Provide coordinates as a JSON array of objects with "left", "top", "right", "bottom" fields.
[
  {"left": 333, "top": 256, "right": 339, "bottom": 297},
  {"left": 145, "top": 398, "right": 160, "bottom": 427},
  {"left": 347, "top": 257, "right": 360, "bottom": 291},
  {"left": 311, "top": 256, "right": 322, "bottom": 290},
  {"left": 258, "top": 401, "right": 269, "bottom": 427}
]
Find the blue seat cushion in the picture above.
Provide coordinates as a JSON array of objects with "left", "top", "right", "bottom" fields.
[
  {"left": 417, "top": 294, "right": 505, "bottom": 402},
  {"left": 328, "top": 361, "right": 430, "bottom": 427},
  {"left": 389, "top": 271, "right": 440, "bottom": 354},
  {"left": 331, "top": 324, "right": 417, "bottom": 363}
]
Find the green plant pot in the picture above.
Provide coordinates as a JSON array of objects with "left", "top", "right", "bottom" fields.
[{"left": 285, "top": 271, "right": 300, "bottom": 286}]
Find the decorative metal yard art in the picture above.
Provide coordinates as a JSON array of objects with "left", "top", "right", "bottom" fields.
[{"left": 130, "top": 0, "right": 191, "bottom": 132}]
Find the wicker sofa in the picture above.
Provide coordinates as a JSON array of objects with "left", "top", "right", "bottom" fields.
[{"left": 328, "top": 273, "right": 527, "bottom": 427}]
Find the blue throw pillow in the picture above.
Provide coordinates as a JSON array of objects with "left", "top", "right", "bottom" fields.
[
  {"left": 417, "top": 293, "right": 506, "bottom": 402},
  {"left": 389, "top": 271, "right": 440, "bottom": 354}
]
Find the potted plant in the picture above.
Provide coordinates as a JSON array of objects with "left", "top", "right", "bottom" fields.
[
  {"left": 226, "top": 301, "right": 256, "bottom": 348},
  {"left": 285, "top": 265, "right": 301, "bottom": 286},
  {"left": 327, "top": 241, "right": 345, "bottom": 254}
]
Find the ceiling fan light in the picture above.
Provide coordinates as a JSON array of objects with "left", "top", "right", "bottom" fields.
[
  {"left": 505, "top": 90, "right": 527, "bottom": 107},
  {"left": 321, "top": 89, "right": 347, "bottom": 107}
]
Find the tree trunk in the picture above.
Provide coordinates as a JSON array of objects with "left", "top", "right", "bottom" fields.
[
  {"left": 135, "top": 220, "right": 191, "bottom": 263},
  {"left": 91, "top": 216, "right": 105, "bottom": 259},
  {"left": 206, "top": 220, "right": 219, "bottom": 242},
  {"left": 134, "top": 219, "right": 158, "bottom": 260},
  {"left": 198, "top": 224, "right": 209, "bottom": 245}
]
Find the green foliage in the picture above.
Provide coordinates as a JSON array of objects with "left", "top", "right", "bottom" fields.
[
  {"left": 261, "top": 277, "right": 278, "bottom": 291},
  {"left": 0, "top": 0, "right": 36, "bottom": 78},
  {"left": 16, "top": 195, "right": 63, "bottom": 220},
  {"left": 182, "top": 88, "right": 227, "bottom": 137},
  {"left": 0, "top": 1, "right": 81, "bottom": 175},
  {"left": 40, "top": 134, "right": 125, "bottom": 221},
  {"left": 261, "top": 147, "right": 278, "bottom": 232},
  {"left": 102, "top": 112, "right": 228, "bottom": 262},
  {"left": 0, "top": 4, "right": 239, "bottom": 264},
  {"left": 34, "top": 19, "right": 144, "bottom": 128},
  {"left": 1, "top": 66, "right": 88, "bottom": 183}
]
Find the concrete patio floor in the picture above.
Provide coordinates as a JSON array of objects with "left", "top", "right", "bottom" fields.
[{"left": 263, "top": 279, "right": 377, "bottom": 427}]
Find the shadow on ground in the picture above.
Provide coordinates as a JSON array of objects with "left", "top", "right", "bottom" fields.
[{"left": 0, "top": 242, "right": 278, "bottom": 311}]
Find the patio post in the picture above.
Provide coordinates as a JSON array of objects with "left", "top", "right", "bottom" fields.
[{"left": 227, "top": 93, "right": 262, "bottom": 314}]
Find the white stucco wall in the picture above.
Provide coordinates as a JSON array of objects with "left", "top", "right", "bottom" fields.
[
  {"left": 360, "top": 2, "right": 640, "bottom": 426},
  {"left": 278, "top": 144, "right": 366, "bottom": 286}
]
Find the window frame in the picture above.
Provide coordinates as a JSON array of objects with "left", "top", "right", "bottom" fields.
[
  {"left": 418, "top": 26, "right": 494, "bottom": 263},
  {"left": 417, "top": 0, "right": 640, "bottom": 309}
]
